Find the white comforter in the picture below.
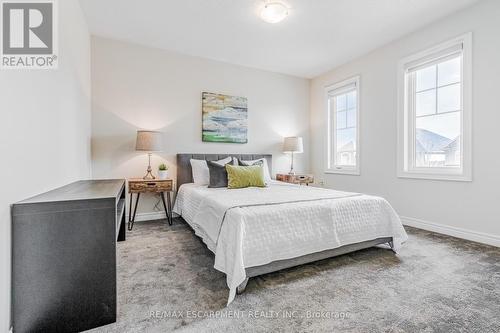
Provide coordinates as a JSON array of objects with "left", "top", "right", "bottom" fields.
[{"left": 173, "top": 181, "right": 408, "bottom": 305}]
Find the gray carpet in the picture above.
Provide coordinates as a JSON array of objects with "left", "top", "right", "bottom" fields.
[{"left": 87, "top": 218, "right": 500, "bottom": 333}]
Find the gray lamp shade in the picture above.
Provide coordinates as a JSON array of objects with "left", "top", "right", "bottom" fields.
[
  {"left": 283, "top": 137, "right": 303, "bottom": 153},
  {"left": 136, "top": 130, "right": 162, "bottom": 152}
]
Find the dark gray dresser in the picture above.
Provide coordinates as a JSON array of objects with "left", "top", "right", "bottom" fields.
[{"left": 11, "top": 179, "right": 126, "bottom": 333}]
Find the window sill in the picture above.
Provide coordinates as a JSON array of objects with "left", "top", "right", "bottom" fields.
[
  {"left": 325, "top": 169, "right": 360, "bottom": 176},
  {"left": 397, "top": 172, "right": 472, "bottom": 182}
]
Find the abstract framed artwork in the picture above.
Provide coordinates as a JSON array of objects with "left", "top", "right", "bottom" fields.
[{"left": 202, "top": 92, "right": 248, "bottom": 143}]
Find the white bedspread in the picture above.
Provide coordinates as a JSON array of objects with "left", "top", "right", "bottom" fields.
[{"left": 173, "top": 182, "right": 408, "bottom": 305}]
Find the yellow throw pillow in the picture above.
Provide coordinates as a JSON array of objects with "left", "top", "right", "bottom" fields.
[{"left": 226, "top": 164, "right": 266, "bottom": 189}]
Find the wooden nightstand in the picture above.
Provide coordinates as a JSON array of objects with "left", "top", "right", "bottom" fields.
[
  {"left": 276, "top": 174, "right": 314, "bottom": 186},
  {"left": 128, "top": 178, "right": 173, "bottom": 230}
]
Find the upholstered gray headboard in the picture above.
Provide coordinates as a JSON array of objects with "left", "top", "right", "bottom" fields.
[{"left": 176, "top": 153, "right": 272, "bottom": 190}]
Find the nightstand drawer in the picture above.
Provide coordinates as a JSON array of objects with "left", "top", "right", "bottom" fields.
[
  {"left": 295, "top": 175, "right": 313, "bottom": 182},
  {"left": 276, "top": 174, "right": 314, "bottom": 185},
  {"left": 128, "top": 180, "right": 172, "bottom": 193}
]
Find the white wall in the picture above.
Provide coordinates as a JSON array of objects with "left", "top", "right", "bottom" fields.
[
  {"left": 0, "top": 0, "right": 91, "bottom": 330},
  {"left": 310, "top": 0, "right": 500, "bottom": 245},
  {"left": 91, "top": 37, "right": 310, "bottom": 217}
]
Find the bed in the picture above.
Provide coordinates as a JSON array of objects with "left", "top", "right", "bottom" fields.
[{"left": 173, "top": 153, "right": 408, "bottom": 305}]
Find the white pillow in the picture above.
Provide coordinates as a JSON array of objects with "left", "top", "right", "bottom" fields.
[
  {"left": 240, "top": 158, "right": 272, "bottom": 182},
  {"left": 190, "top": 156, "right": 233, "bottom": 185}
]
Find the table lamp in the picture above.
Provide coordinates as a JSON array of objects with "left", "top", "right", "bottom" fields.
[
  {"left": 136, "top": 130, "right": 162, "bottom": 179},
  {"left": 283, "top": 136, "right": 303, "bottom": 175}
]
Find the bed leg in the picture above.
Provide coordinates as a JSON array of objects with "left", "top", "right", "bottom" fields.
[
  {"left": 388, "top": 240, "right": 397, "bottom": 254},
  {"left": 237, "top": 278, "right": 249, "bottom": 295}
]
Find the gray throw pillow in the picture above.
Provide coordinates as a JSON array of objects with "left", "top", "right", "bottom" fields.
[{"left": 208, "top": 160, "right": 233, "bottom": 188}]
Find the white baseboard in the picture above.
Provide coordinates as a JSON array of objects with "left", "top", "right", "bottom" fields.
[{"left": 401, "top": 216, "right": 500, "bottom": 247}]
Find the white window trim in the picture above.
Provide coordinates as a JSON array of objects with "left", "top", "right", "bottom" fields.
[
  {"left": 397, "top": 33, "right": 472, "bottom": 182},
  {"left": 325, "top": 76, "right": 361, "bottom": 175}
]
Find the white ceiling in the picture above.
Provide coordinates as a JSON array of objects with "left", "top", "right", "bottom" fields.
[{"left": 79, "top": 0, "right": 480, "bottom": 78}]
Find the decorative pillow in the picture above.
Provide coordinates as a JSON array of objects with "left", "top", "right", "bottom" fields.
[
  {"left": 238, "top": 158, "right": 272, "bottom": 182},
  {"left": 226, "top": 164, "right": 266, "bottom": 189},
  {"left": 190, "top": 156, "right": 233, "bottom": 185},
  {"left": 207, "top": 160, "right": 233, "bottom": 188}
]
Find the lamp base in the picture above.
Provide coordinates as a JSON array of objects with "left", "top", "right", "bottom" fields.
[
  {"left": 143, "top": 171, "right": 156, "bottom": 180},
  {"left": 288, "top": 152, "right": 295, "bottom": 175},
  {"left": 143, "top": 153, "right": 155, "bottom": 179}
]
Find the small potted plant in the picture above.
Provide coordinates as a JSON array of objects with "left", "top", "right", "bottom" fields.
[{"left": 158, "top": 163, "right": 169, "bottom": 180}]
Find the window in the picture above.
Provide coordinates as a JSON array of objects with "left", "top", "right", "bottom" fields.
[
  {"left": 325, "top": 76, "right": 360, "bottom": 175},
  {"left": 398, "top": 34, "right": 472, "bottom": 181}
]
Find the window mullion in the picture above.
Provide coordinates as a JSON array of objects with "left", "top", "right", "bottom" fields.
[
  {"left": 330, "top": 99, "right": 335, "bottom": 169},
  {"left": 434, "top": 64, "right": 438, "bottom": 115},
  {"left": 332, "top": 99, "right": 337, "bottom": 168},
  {"left": 409, "top": 73, "right": 416, "bottom": 171}
]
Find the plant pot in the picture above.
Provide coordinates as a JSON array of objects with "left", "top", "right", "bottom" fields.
[{"left": 158, "top": 170, "right": 168, "bottom": 180}]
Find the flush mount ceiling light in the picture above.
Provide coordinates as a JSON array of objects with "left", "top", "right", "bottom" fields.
[{"left": 260, "top": 2, "right": 289, "bottom": 24}]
